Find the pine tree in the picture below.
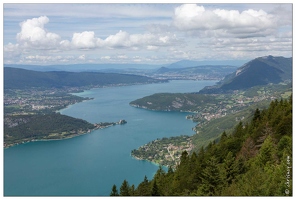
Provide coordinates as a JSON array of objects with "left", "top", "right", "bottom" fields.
[
  {"left": 151, "top": 180, "right": 160, "bottom": 196},
  {"left": 198, "top": 156, "right": 222, "bottom": 196},
  {"left": 167, "top": 165, "right": 174, "bottom": 175},
  {"left": 253, "top": 108, "right": 261, "bottom": 123},
  {"left": 110, "top": 184, "right": 119, "bottom": 196},
  {"left": 129, "top": 184, "right": 135, "bottom": 196},
  {"left": 120, "top": 179, "right": 130, "bottom": 196},
  {"left": 135, "top": 175, "right": 150, "bottom": 196},
  {"left": 221, "top": 152, "right": 240, "bottom": 186},
  {"left": 220, "top": 131, "right": 228, "bottom": 142},
  {"left": 256, "top": 135, "right": 276, "bottom": 166}
]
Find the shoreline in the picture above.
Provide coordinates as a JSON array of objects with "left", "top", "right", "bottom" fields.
[
  {"left": 129, "top": 103, "right": 198, "bottom": 114},
  {"left": 130, "top": 154, "right": 170, "bottom": 169},
  {"left": 4, "top": 129, "right": 95, "bottom": 149},
  {"left": 4, "top": 120, "right": 126, "bottom": 149}
]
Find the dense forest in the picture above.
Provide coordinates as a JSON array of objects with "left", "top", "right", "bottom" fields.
[
  {"left": 111, "top": 96, "right": 292, "bottom": 196},
  {"left": 4, "top": 113, "right": 95, "bottom": 146}
]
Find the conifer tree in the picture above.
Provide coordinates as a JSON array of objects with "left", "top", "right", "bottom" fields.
[
  {"left": 256, "top": 135, "right": 276, "bottom": 166},
  {"left": 253, "top": 108, "right": 261, "bottom": 123},
  {"left": 110, "top": 184, "right": 119, "bottom": 196},
  {"left": 220, "top": 131, "right": 228, "bottom": 142},
  {"left": 120, "top": 179, "right": 130, "bottom": 196},
  {"left": 151, "top": 180, "right": 160, "bottom": 196},
  {"left": 129, "top": 184, "right": 135, "bottom": 196},
  {"left": 135, "top": 175, "right": 150, "bottom": 196},
  {"left": 221, "top": 152, "right": 240, "bottom": 186},
  {"left": 167, "top": 166, "right": 174, "bottom": 175},
  {"left": 198, "top": 156, "right": 222, "bottom": 196}
]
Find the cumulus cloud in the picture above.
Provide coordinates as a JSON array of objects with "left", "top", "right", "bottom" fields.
[
  {"left": 105, "top": 30, "right": 131, "bottom": 48},
  {"left": 3, "top": 3, "right": 292, "bottom": 65},
  {"left": 16, "top": 16, "right": 61, "bottom": 49},
  {"left": 7, "top": 15, "right": 180, "bottom": 53},
  {"left": 71, "top": 31, "right": 102, "bottom": 49},
  {"left": 64, "top": 30, "right": 179, "bottom": 50},
  {"left": 173, "top": 4, "right": 277, "bottom": 38}
]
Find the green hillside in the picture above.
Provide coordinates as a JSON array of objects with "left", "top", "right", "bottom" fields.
[
  {"left": 4, "top": 113, "right": 95, "bottom": 146},
  {"left": 112, "top": 96, "right": 292, "bottom": 196}
]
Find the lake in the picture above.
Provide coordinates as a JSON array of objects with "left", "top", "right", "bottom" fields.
[{"left": 4, "top": 80, "right": 216, "bottom": 196}]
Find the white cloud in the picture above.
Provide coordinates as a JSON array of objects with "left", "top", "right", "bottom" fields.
[
  {"left": 100, "top": 56, "right": 111, "bottom": 60},
  {"left": 78, "top": 54, "right": 86, "bottom": 60},
  {"left": 71, "top": 31, "right": 97, "bottom": 49},
  {"left": 105, "top": 30, "right": 131, "bottom": 48},
  {"left": 4, "top": 15, "right": 181, "bottom": 65},
  {"left": 146, "top": 45, "right": 159, "bottom": 50},
  {"left": 62, "top": 30, "right": 179, "bottom": 50},
  {"left": 7, "top": 15, "right": 180, "bottom": 53},
  {"left": 16, "top": 16, "right": 61, "bottom": 49},
  {"left": 3, "top": 4, "right": 292, "bottom": 65},
  {"left": 117, "top": 54, "right": 128, "bottom": 59},
  {"left": 173, "top": 4, "right": 278, "bottom": 38},
  {"left": 17, "top": 54, "right": 89, "bottom": 64}
]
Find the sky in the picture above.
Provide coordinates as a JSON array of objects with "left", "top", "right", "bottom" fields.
[{"left": 2, "top": 1, "right": 293, "bottom": 65}]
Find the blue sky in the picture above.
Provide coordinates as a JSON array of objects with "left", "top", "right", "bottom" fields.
[{"left": 2, "top": 2, "right": 293, "bottom": 65}]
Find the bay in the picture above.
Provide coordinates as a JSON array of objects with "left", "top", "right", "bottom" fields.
[{"left": 4, "top": 80, "right": 216, "bottom": 196}]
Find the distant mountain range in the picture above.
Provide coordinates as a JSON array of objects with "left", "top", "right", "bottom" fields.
[
  {"left": 4, "top": 55, "right": 292, "bottom": 91},
  {"left": 165, "top": 59, "right": 248, "bottom": 69},
  {"left": 154, "top": 65, "right": 237, "bottom": 80},
  {"left": 3, "top": 63, "right": 160, "bottom": 72},
  {"left": 4, "top": 67, "right": 165, "bottom": 89},
  {"left": 4, "top": 59, "right": 247, "bottom": 73},
  {"left": 199, "top": 55, "right": 292, "bottom": 93}
]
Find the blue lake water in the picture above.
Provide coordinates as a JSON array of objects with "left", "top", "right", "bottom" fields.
[{"left": 4, "top": 80, "right": 216, "bottom": 196}]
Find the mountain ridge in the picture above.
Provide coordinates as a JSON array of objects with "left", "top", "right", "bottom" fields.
[
  {"left": 4, "top": 67, "right": 165, "bottom": 89},
  {"left": 199, "top": 55, "right": 292, "bottom": 93}
]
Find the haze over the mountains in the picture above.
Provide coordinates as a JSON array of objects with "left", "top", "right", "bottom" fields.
[{"left": 4, "top": 59, "right": 247, "bottom": 72}]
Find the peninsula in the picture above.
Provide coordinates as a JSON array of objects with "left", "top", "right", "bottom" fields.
[{"left": 4, "top": 113, "right": 127, "bottom": 148}]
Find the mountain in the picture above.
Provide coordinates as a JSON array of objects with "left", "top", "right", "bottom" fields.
[
  {"left": 3, "top": 63, "right": 161, "bottom": 72},
  {"left": 154, "top": 65, "right": 238, "bottom": 80},
  {"left": 166, "top": 59, "right": 247, "bottom": 69},
  {"left": 199, "top": 55, "right": 292, "bottom": 93},
  {"left": 4, "top": 67, "right": 165, "bottom": 89}
]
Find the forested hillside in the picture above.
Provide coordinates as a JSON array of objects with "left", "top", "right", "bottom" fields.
[
  {"left": 4, "top": 113, "right": 95, "bottom": 146},
  {"left": 4, "top": 67, "right": 165, "bottom": 89},
  {"left": 111, "top": 96, "right": 292, "bottom": 196}
]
